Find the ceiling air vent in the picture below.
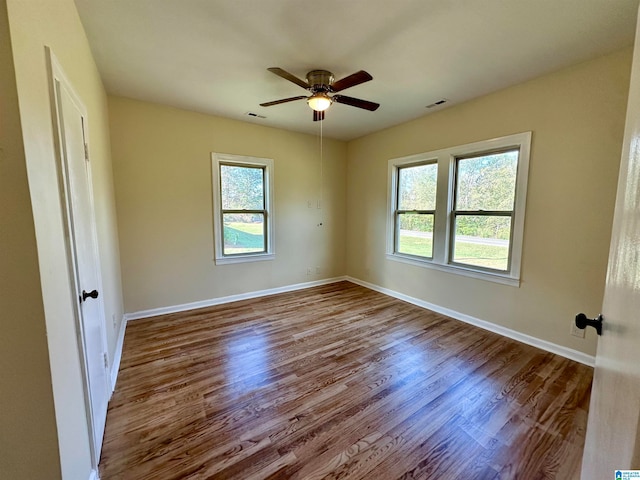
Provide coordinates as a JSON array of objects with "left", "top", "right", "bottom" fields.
[
  {"left": 245, "top": 112, "right": 267, "bottom": 119},
  {"left": 426, "top": 99, "right": 448, "bottom": 109}
]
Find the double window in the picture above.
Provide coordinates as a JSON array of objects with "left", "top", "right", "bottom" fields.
[
  {"left": 212, "top": 153, "right": 274, "bottom": 264},
  {"left": 387, "top": 132, "right": 531, "bottom": 285}
]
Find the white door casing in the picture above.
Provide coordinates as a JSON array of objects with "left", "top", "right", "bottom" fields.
[
  {"left": 48, "top": 49, "right": 110, "bottom": 465},
  {"left": 581, "top": 5, "right": 640, "bottom": 478}
]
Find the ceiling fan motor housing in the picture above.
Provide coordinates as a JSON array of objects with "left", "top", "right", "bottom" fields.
[{"left": 306, "top": 70, "right": 334, "bottom": 92}]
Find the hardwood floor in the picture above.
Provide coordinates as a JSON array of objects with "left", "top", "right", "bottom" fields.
[{"left": 99, "top": 281, "right": 592, "bottom": 480}]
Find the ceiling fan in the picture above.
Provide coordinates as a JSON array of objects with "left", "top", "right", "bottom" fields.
[{"left": 260, "top": 67, "right": 380, "bottom": 121}]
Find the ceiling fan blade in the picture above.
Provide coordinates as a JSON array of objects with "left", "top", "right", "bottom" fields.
[
  {"left": 332, "top": 95, "right": 380, "bottom": 111},
  {"left": 331, "top": 70, "right": 373, "bottom": 92},
  {"left": 260, "top": 96, "right": 308, "bottom": 107},
  {"left": 313, "top": 110, "right": 325, "bottom": 122},
  {"left": 267, "top": 67, "right": 309, "bottom": 89}
]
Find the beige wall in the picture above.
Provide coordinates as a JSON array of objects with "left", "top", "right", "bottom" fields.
[
  {"left": 108, "top": 96, "right": 347, "bottom": 313},
  {"left": 0, "top": 1, "right": 61, "bottom": 477},
  {"left": 6, "top": 0, "right": 124, "bottom": 477},
  {"left": 346, "top": 48, "right": 632, "bottom": 356}
]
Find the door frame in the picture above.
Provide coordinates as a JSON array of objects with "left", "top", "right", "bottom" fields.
[{"left": 46, "top": 47, "right": 110, "bottom": 469}]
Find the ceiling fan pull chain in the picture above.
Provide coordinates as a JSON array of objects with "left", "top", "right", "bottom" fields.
[{"left": 318, "top": 117, "right": 324, "bottom": 227}]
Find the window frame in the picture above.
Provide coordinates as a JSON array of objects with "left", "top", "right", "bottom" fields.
[
  {"left": 211, "top": 153, "right": 275, "bottom": 265},
  {"left": 386, "top": 132, "right": 531, "bottom": 286}
]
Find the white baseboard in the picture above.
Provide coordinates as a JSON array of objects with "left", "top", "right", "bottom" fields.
[
  {"left": 346, "top": 276, "right": 595, "bottom": 367},
  {"left": 124, "top": 276, "right": 348, "bottom": 322},
  {"left": 110, "top": 314, "right": 127, "bottom": 394},
  {"left": 89, "top": 468, "right": 99, "bottom": 480},
  {"left": 121, "top": 274, "right": 594, "bottom": 367}
]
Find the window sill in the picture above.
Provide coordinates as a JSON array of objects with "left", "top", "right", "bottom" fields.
[
  {"left": 385, "top": 253, "right": 520, "bottom": 287},
  {"left": 214, "top": 253, "right": 275, "bottom": 265}
]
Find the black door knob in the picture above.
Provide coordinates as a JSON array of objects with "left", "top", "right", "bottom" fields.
[
  {"left": 82, "top": 289, "right": 99, "bottom": 301},
  {"left": 575, "top": 313, "right": 603, "bottom": 335}
]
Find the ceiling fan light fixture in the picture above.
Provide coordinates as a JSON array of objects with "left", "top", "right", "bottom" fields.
[{"left": 307, "top": 93, "right": 332, "bottom": 112}]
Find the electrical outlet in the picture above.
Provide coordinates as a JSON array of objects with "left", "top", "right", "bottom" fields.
[
  {"left": 316, "top": 266, "right": 321, "bottom": 275},
  {"left": 307, "top": 267, "right": 312, "bottom": 276},
  {"left": 570, "top": 320, "right": 585, "bottom": 338}
]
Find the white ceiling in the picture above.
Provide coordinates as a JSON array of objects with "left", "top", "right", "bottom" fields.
[{"left": 74, "top": 0, "right": 639, "bottom": 141}]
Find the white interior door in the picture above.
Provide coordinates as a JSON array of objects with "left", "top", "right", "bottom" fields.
[
  {"left": 581, "top": 6, "right": 640, "bottom": 479},
  {"left": 51, "top": 53, "right": 109, "bottom": 463}
]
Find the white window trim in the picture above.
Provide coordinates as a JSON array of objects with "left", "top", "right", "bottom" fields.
[
  {"left": 386, "top": 132, "right": 532, "bottom": 287},
  {"left": 211, "top": 153, "right": 275, "bottom": 265}
]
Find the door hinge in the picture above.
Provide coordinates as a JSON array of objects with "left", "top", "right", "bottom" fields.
[
  {"left": 84, "top": 143, "right": 89, "bottom": 162},
  {"left": 103, "top": 352, "right": 109, "bottom": 369}
]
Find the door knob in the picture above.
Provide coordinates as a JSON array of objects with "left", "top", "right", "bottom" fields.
[
  {"left": 575, "top": 313, "right": 603, "bottom": 335},
  {"left": 82, "top": 289, "right": 99, "bottom": 301}
]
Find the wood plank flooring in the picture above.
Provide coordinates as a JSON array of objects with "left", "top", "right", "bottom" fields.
[{"left": 99, "top": 281, "right": 593, "bottom": 480}]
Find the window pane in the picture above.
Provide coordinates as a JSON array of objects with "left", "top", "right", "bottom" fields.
[
  {"left": 452, "top": 215, "right": 511, "bottom": 271},
  {"left": 223, "top": 213, "right": 265, "bottom": 255},
  {"left": 398, "top": 163, "right": 437, "bottom": 210},
  {"left": 397, "top": 213, "right": 433, "bottom": 258},
  {"left": 455, "top": 150, "right": 518, "bottom": 211},
  {"left": 220, "top": 165, "right": 264, "bottom": 210}
]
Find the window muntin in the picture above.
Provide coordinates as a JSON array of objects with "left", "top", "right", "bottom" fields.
[
  {"left": 395, "top": 162, "right": 437, "bottom": 259},
  {"left": 450, "top": 150, "right": 519, "bottom": 272},
  {"left": 212, "top": 153, "right": 274, "bottom": 265},
  {"left": 386, "top": 132, "right": 531, "bottom": 286}
]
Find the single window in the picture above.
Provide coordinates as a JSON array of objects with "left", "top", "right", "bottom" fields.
[
  {"left": 212, "top": 153, "right": 274, "bottom": 264},
  {"left": 387, "top": 132, "right": 531, "bottom": 286},
  {"left": 395, "top": 162, "right": 438, "bottom": 259},
  {"left": 220, "top": 164, "right": 266, "bottom": 255},
  {"left": 451, "top": 150, "right": 518, "bottom": 272}
]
